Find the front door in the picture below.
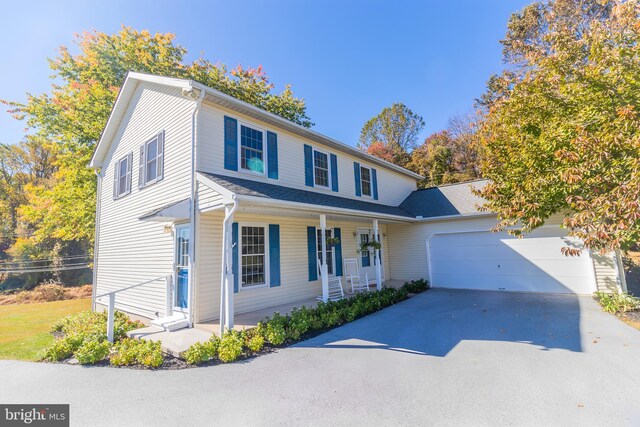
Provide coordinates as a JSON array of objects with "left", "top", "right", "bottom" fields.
[
  {"left": 174, "top": 224, "right": 190, "bottom": 311},
  {"left": 357, "top": 228, "right": 384, "bottom": 283}
]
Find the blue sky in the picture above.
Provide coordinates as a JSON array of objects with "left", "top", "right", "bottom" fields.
[{"left": 0, "top": 0, "right": 531, "bottom": 147}]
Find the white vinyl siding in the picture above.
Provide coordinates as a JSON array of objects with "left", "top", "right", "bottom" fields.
[
  {"left": 95, "top": 82, "right": 194, "bottom": 320},
  {"left": 196, "top": 212, "right": 389, "bottom": 322},
  {"left": 198, "top": 103, "right": 417, "bottom": 206}
]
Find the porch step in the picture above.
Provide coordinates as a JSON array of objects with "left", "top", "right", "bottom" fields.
[{"left": 150, "top": 313, "right": 189, "bottom": 332}]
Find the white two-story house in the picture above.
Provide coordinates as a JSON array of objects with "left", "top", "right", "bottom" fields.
[{"left": 89, "top": 72, "right": 625, "bottom": 332}]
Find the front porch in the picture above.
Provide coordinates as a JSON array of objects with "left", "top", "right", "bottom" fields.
[{"left": 131, "top": 281, "right": 404, "bottom": 356}]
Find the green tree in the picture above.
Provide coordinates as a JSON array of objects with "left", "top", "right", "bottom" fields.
[
  {"left": 358, "top": 103, "right": 424, "bottom": 166},
  {"left": 3, "top": 27, "right": 313, "bottom": 263},
  {"left": 476, "top": 0, "right": 640, "bottom": 253}
]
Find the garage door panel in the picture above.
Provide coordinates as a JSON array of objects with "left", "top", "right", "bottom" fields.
[{"left": 429, "top": 230, "right": 596, "bottom": 294}]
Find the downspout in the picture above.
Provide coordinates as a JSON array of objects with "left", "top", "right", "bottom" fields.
[
  {"left": 187, "top": 86, "right": 205, "bottom": 327},
  {"left": 219, "top": 197, "right": 238, "bottom": 336},
  {"left": 91, "top": 169, "right": 102, "bottom": 312}
]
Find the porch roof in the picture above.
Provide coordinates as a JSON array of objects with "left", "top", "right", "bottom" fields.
[
  {"left": 197, "top": 171, "right": 415, "bottom": 219},
  {"left": 139, "top": 198, "right": 190, "bottom": 221}
]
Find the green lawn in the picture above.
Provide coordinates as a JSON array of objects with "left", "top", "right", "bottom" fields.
[{"left": 0, "top": 298, "right": 91, "bottom": 361}]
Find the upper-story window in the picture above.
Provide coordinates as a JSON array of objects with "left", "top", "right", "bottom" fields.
[
  {"left": 113, "top": 153, "right": 132, "bottom": 199},
  {"left": 139, "top": 131, "right": 164, "bottom": 188},
  {"left": 360, "top": 166, "right": 372, "bottom": 197},
  {"left": 313, "top": 149, "right": 330, "bottom": 188},
  {"left": 240, "top": 125, "right": 264, "bottom": 174}
]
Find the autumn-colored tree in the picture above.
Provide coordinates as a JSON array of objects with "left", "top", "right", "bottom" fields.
[
  {"left": 359, "top": 103, "right": 424, "bottom": 166},
  {"left": 2, "top": 27, "right": 313, "bottom": 285},
  {"left": 476, "top": 0, "right": 640, "bottom": 253},
  {"left": 406, "top": 113, "right": 481, "bottom": 188}
]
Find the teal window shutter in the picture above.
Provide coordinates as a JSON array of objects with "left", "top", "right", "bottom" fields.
[
  {"left": 372, "top": 168, "right": 378, "bottom": 200},
  {"left": 354, "top": 162, "right": 361, "bottom": 196},
  {"left": 224, "top": 116, "right": 238, "bottom": 171},
  {"left": 232, "top": 222, "right": 239, "bottom": 293},
  {"left": 269, "top": 224, "right": 281, "bottom": 287},
  {"left": 304, "top": 145, "right": 314, "bottom": 187},
  {"left": 267, "top": 131, "right": 278, "bottom": 179},
  {"left": 330, "top": 154, "right": 339, "bottom": 192},
  {"left": 307, "top": 226, "right": 318, "bottom": 281},
  {"left": 334, "top": 228, "right": 343, "bottom": 276}
]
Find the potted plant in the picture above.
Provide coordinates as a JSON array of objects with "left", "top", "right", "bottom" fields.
[
  {"left": 356, "top": 239, "right": 382, "bottom": 254},
  {"left": 326, "top": 236, "right": 341, "bottom": 247}
]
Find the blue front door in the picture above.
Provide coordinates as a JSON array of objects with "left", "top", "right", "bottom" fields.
[{"left": 175, "top": 225, "right": 190, "bottom": 310}]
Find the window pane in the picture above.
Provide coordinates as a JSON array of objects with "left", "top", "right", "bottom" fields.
[
  {"left": 361, "top": 167, "right": 372, "bottom": 196},
  {"left": 146, "top": 158, "right": 157, "bottom": 182},
  {"left": 117, "top": 157, "right": 128, "bottom": 196},
  {"left": 317, "top": 229, "right": 334, "bottom": 276},
  {"left": 241, "top": 226, "right": 265, "bottom": 286},
  {"left": 145, "top": 138, "right": 159, "bottom": 183},
  {"left": 240, "top": 125, "right": 264, "bottom": 173},
  {"left": 313, "top": 151, "right": 329, "bottom": 187}
]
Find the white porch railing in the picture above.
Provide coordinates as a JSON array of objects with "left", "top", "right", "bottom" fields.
[{"left": 95, "top": 274, "right": 172, "bottom": 343}]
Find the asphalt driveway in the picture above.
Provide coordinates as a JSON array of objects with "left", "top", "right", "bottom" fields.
[{"left": 1, "top": 290, "right": 639, "bottom": 426}]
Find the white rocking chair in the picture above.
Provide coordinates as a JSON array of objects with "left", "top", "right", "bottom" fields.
[
  {"left": 344, "top": 258, "right": 369, "bottom": 293},
  {"left": 316, "top": 264, "right": 345, "bottom": 302}
]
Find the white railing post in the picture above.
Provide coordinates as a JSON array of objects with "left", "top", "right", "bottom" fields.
[
  {"left": 165, "top": 274, "right": 173, "bottom": 317},
  {"left": 107, "top": 292, "right": 115, "bottom": 343}
]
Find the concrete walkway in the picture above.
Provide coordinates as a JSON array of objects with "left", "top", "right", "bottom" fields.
[{"left": 2, "top": 290, "right": 640, "bottom": 426}]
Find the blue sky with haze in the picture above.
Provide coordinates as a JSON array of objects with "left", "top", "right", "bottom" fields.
[{"left": 1, "top": 0, "right": 531, "bottom": 147}]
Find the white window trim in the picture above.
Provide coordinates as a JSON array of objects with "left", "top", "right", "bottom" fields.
[
  {"left": 114, "top": 153, "right": 131, "bottom": 199},
  {"left": 238, "top": 222, "right": 270, "bottom": 291},
  {"left": 312, "top": 148, "right": 332, "bottom": 190},
  {"left": 317, "top": 227, "right": 336, "bottom": 277},
  {"left": 360, "top": 165, "right": 373, "bottom": 198},
  {"left": 237, "top": 121, "right": 268, "bottom": 177},
  {"left": 139, "top": 132, "right": 164, "bottom": 189}
]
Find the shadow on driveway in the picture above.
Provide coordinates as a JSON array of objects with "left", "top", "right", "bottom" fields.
[{"left": 295, "top": 289, "right": 583, "bottom": 357}]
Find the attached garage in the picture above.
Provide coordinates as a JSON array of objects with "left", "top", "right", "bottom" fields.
[{"left": 428, "top": 228, "right": 597, "bottom": 294}]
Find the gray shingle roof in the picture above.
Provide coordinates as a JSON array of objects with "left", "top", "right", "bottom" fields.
[
  {"left": 399, "top": 180, "right": 489, "bottom": 218},
  {"left": 198, "top": 172, "right": 415, "bottom": 218}
]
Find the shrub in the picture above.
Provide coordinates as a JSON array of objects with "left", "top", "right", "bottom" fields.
[
  {"left": 75, "top": 340, "right": 111, "bottom": 365},
  {"left": 265, "top": 322, "right": 286, "bottom": 346},
  {"left": 44, "top": 338, "right": 75, "bottom": 361},
  {"left": 183, "top": 337, "right": 220, "bottom": 365},
  {"left": 218, "top": 330, "right": 244, "bottom": 362},
  {"left": 242, "top": 328, "right": 265, "bottom": 353},
  {"left": 110, "top": 338, "right": 164, "bottom": 368},
  {"left": 136, "top": 340, "right": 164, "bottom": 368},
  {"left": 110, "top": 338, "right": 140, "bottom": 366},
  {"left": 595, "top": 292, "right": 640, "bottom": 314},
  {"left": 401, "top": 278, "right": 429, "bottom": 294}
]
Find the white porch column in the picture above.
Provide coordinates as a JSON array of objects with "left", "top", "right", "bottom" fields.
[
  {"left": 220, "top": 203, "right": 236, "bottom": 334},
  {"left": 373, "top": 219, "right": 382, "bottom": 291},
  {"left": 320, "top": 214, "right": 329, "bottom": 302}
]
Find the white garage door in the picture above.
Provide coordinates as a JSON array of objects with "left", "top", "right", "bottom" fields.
[{"left": 428, "top": 228, "right": 597, "bottom": 294}]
